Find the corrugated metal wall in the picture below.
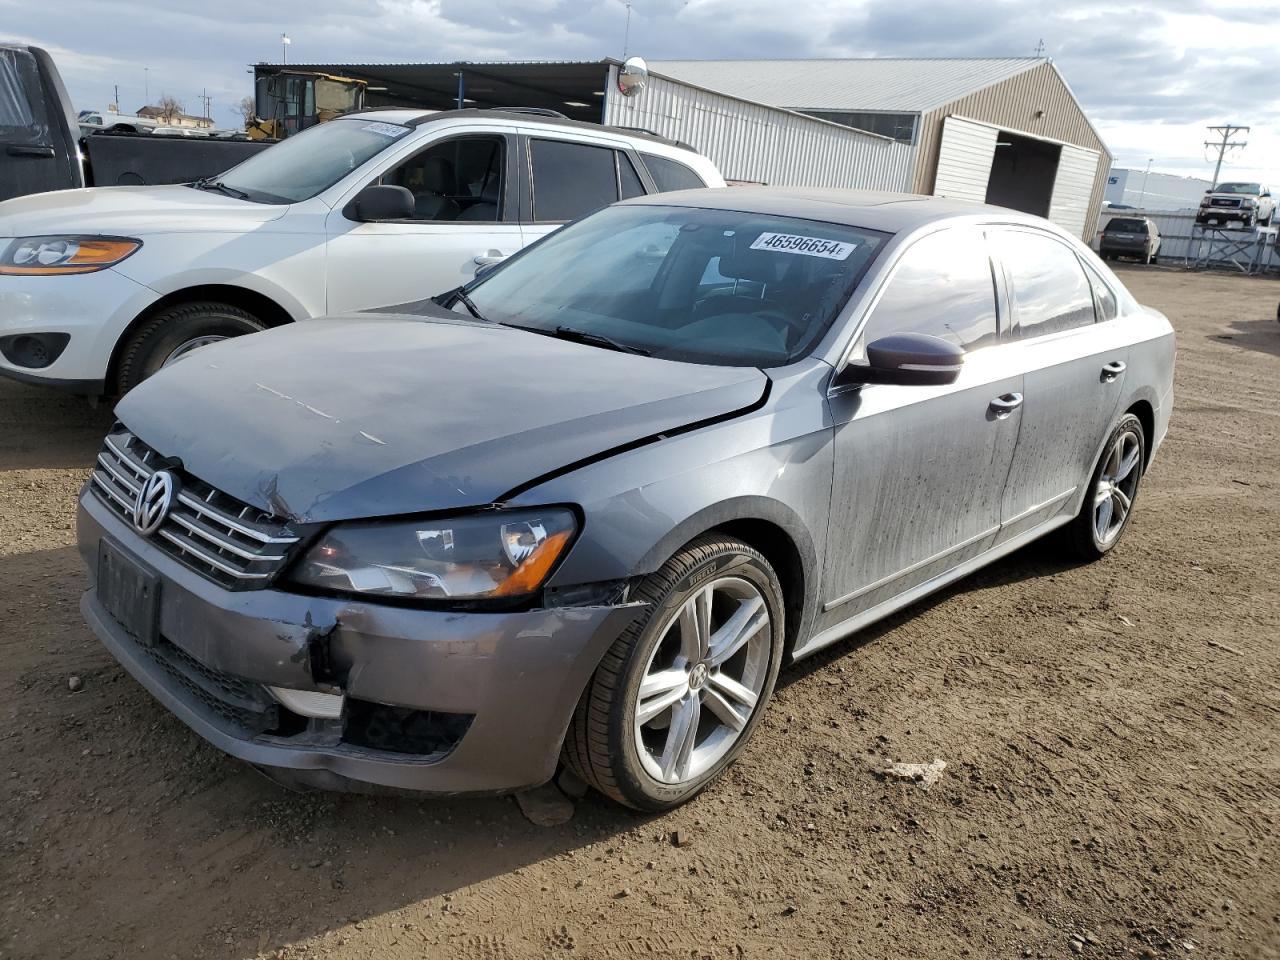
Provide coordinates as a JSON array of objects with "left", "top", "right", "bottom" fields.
[
  {"left": 1049, "top": 144, "right": 1103, "bottom": 238},
  {"left": 915, "top": 61, "right": 1112, "bottom": 239},
  {"left": 933, "top": 117, "right": 999, "bottom": 202},
  {"left": 604, "top": 67, "right": 916, "bottom": 192}
]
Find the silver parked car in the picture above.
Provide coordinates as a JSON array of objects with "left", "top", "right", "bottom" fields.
[{"left": 77, "top": 189, "right": 1175, "bottom": 810}]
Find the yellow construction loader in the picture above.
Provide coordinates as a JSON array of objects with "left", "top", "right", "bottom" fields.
[{"left": 247, "top": 71, "right": 367, "bottom": 140}]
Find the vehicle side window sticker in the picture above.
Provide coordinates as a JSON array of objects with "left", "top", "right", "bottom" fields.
[{"left": 362, "top": 122, "right": 409, "bottom": 139}]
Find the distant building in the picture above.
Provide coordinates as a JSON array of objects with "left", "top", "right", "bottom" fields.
[
  {"left": 135, "top": 105, "right": 214, "bottom": 129},
  {"left": 1105, "top": 168, "right": 1212, "bottom": 211}
]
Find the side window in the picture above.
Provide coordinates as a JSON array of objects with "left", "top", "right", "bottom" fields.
[
  {"left": 1084, "top": 262, "right": 1118, "bottom": 322},
  {"left": 381, "top": 136, "right": 505, "bottom": 222},
  {"left": 0, "top": 48, "right": 51, "bottom": 147},
  {"left": 995, "top": 232, "right": 1097, "bottom": 338},
  {"left": 531, "top": 139, "right": 618, "bottom": 222},
  {"left": 640, "top": 153, "right": 707, "bottom": 193},
  {"left": 860, "top": 228, "right": 998, "bottom": 351},
  {"left": 619, "top": 152, "right": 646, "bottom": 199}
]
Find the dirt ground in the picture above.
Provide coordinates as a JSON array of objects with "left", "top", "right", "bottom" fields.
[{"left": 1, "top": 267, "right": 1277, "bottom": 960}]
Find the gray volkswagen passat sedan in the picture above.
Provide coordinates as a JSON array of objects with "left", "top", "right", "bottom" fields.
[{"left": 77, "top": 189, "right": 1175, "bottom": 810}]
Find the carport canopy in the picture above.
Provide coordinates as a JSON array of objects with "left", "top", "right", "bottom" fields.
[{"left": 252, "top": 60, "right": 616, "bottom": 123}]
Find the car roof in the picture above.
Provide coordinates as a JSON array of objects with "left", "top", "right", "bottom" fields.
[
  {"left": 616, "top": 186, "right": 1055, "bottom": 235},
  {"left": 344, "top": 107, "right": 697, "bottom": 153}
]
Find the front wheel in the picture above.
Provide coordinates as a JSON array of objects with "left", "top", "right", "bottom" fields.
[
  {"left": 115, "top": 301, "right": 266, "bottom": 394},
  {"left": 1063, "top": 413, "right": 1146, "bottom": 561},
  {"left": 562, "top": 535, "right": 785, "bottom": 811}
]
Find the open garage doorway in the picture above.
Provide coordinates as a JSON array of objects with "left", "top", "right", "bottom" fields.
[{"left": 985, "top": 131, "right": 1061, "bottom": 218}]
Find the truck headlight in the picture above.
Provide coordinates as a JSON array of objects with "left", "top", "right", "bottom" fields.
[
  {"left": 292, "top": 508, "right": 577, "bottom": 601},
  {"left": 0, "top": 236, "right": 142, "bottom": 275}
]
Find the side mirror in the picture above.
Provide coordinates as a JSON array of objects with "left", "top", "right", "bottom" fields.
[
  {"left": 838, "top": 333, "right": 964, "bottom": 387},
  {"left": 349, "top": 184, "right": 413, "bottom": 222}
]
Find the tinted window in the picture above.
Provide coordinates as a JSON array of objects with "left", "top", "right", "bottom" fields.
[
  {"left": 996, "top": 231, "right": 1096, "bottom": 338},
  {"left": 641, "top": 153, "right": 707, "bottom": 192},
  {"left": 0, "top": 48, "right": 50, "bottom": 147},
  {"left": 619, "top": 153, "right": 646, "bottom": 199},
  {"left": 1084, "top": 262, "right": 1117, "bottom": 322},
  {"left": 462, "top": 204, "right": 886, "bottom": 367},
  {"left": 861, "top": 228, "right": 998, "bottom": 351},
  {"left": 531, "top": 139, "right": 618, "bottom": 221},
  {"left": 1106, "top": 218, "right": 1147, "bottom": 233},
  {"left": 382, "top": 136, "right": 504, "bottom": 222}
]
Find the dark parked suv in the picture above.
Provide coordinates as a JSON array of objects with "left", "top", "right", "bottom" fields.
[{"left": 1099, "top": 216, "right": 1161, "bottom": 264}]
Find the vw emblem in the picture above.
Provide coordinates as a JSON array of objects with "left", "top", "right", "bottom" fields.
[{"left": 132, "top": 471, "right": 176, "bottom": 536}]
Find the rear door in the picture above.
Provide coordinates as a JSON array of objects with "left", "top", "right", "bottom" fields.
[
  {"left": 992, "top": 229, "right": 1130, "bottom": 542},
  {"left": 519, "top": 132, "right": 642, "bottom": 246},
  {"left": 0, "top": 46, "right": 81, "bottom": 201}
]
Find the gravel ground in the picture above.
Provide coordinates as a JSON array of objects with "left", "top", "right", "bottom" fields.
[{"left": 1, "top": 267, "right": 1277, "bottom": 960}]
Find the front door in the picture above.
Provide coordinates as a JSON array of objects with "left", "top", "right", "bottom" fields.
[
  {"left": 818, "top": 227, "right": 1022, "bottom": 636},
  {"left": 990, "top": 229, "right": 1129, "bottom": 541},
  {"left": 324, "top": 133, "right": 523, "bottom": 313}
]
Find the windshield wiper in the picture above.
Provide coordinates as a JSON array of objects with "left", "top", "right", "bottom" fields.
[
  {"left": 448, "top": 289, "right": 489, "bottom": 323},
  {"left": 551, "top": 326, "right": 651, "bottom": 356},
  {"left": 191, "top": 178, "right": 250, "bottom": 200}
]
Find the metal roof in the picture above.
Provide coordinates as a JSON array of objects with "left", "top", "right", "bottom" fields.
[{"left": 650, "top": 58, "right": 1044, "bottom": 114}]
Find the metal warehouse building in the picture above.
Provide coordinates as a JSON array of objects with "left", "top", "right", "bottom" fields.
[{"left": 255, "top": 55, "right": 1109, "bottom": 238}]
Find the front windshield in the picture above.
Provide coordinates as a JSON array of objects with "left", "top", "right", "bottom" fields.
[
  {"left": 1214, "top": 183, "right": 1261, "bottom": 195},
  {"left": 460, "top": 204, "right": 887, "bottom": 367},
  {"left": 210, "top": 117, "right": 410, "bottom": 203}
]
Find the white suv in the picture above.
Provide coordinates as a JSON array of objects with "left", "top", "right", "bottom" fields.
[{"left": 0, "top": 109, "right": 723, "bottom": 394}]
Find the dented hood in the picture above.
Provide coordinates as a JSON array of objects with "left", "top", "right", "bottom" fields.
[{"left": 116, "top": 309, "right": 768, "bottom": 522}]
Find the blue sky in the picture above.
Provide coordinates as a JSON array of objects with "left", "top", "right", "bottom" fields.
[{"left": 4, "top": 0, "right": 1277, "bottom": 180}]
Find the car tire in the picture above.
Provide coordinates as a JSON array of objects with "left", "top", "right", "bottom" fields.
[
  {"left": 562, "top": 534, "right": 785, "bottom": 811},
  {"left": 115, "top": 301, "right": 266, "bottom": 394},
  {"left": 1063, "top": 413, "right": 1146, "bottom": 562}
]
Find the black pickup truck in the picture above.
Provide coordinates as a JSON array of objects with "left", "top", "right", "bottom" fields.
[{"left": 1, "top": 43, "right": 273, "bottom": 203}]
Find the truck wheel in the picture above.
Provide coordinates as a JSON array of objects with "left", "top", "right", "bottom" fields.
[
  {"left": 115, "top": 301, "right": 266, "bottom": 394},
  {"left": 1062, "top": 413, "right": 1145, "bottom": 562},
  {"left": 562, "top": 534, "right": 785, "bottom": 811}
]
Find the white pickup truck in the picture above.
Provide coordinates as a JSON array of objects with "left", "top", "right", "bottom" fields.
[
  {"left": 1196, "top": 181, "right": 1275, "bottom": 228},
  {"left": 0, "top": 108, "right": 723, "bottom": 394}
]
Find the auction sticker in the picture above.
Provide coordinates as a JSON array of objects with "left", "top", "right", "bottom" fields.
[
  {"left": 362, "top": 121, "right": 410, "bottom": 138},
  {"left": 750, "top": 232, "right": 856, "bottom": 260}
]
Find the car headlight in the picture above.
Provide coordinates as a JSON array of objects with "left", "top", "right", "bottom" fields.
[
  {"left": 292, "top": 508, "right": 577, "bottom": 601},
  {"left": 1241, "top": 198, "right": 1257, "bottom": 207},
  {"left": 0, "top": 236, "right": 142, "bottom": 275}
]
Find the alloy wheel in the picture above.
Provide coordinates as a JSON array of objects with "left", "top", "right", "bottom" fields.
[
  {"left": 162, "top": 334, "right": 227, "bottom": 368},
  {"left": 632, "top": 576, "right": 771, "bottom": 785},
  {"left": 1093, "top": 428, "right": 1142, "bottom": 545}
]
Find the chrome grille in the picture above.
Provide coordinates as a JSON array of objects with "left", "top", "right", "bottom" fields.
[{"left": 89, "top": 427, "right": 301, "bottom": 589}]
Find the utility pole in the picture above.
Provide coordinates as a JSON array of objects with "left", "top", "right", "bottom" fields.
[
  {"left": 1034, "top": 38, "right": 1046, "bottom": 57},
  {"left": 199, "top": 89, "right": 212, "bottom": 121},
  {"left": 144, "top": 67, "right": 149, "bottom": 106},
  {"left": 112, "top": 84, "right": 119, "bottom": 112},
  {"left": 622, "top": 1, "right": 633, "bottom": 59},
  {"left": 281, "top": 33, "right": 291, "bottom": 65},
  {"left": 1204, "top": 124, "right": 1248, "bottom": 189}
]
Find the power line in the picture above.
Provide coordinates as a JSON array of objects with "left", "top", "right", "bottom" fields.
[{"left": 1204, "top": 124, "right": 1249, "bottom": 188}]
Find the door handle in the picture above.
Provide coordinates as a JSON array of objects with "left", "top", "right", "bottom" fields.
[
  {"left": 5, "top": 144, "right": 55, "bottom": 158},
  {"left": 1100, "top": 360, "right": 1127, "bottom": 382},
  {"left": 988, "top": 392, "right": 1023, "bottom": 419},
  {"left": 473, "top": 251, "right": 507, "bottom": 267}
]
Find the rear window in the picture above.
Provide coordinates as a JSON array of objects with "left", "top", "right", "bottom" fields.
[
  {"left": 641, "top": 153, "right": 707, "bottom": 193},
  {"left": 0, "top": 48, "right": 51, "bottom": 146},
  {"left": 1106, "top": 218, "right": 1146, "bottom": 233}
]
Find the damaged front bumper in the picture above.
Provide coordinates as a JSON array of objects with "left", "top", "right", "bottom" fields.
[{"left": 77, "top": 492, "right": 645, "bottom": 795}]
